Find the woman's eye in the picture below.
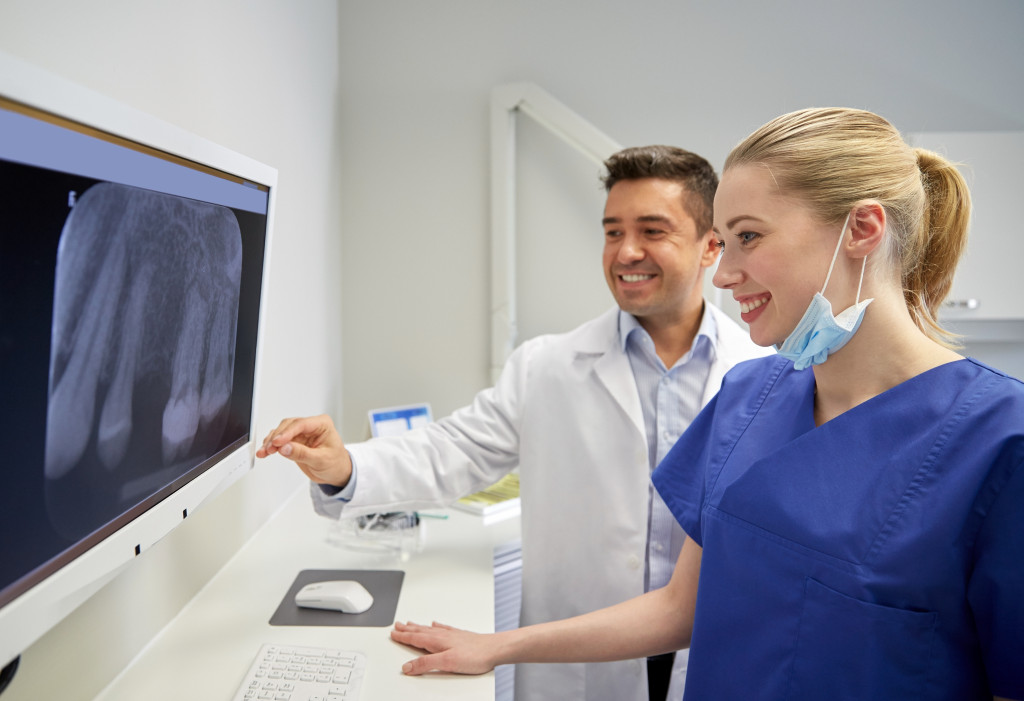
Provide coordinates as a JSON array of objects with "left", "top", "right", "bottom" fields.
[{"left": 738, "top": 231, "right": 760, "bottom": 245}]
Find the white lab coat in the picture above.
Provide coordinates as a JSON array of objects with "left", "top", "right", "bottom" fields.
[{"left": 313, "top": 305, "right": 771, "bottom": 701}]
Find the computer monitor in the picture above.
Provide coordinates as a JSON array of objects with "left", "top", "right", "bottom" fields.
[{"left": 0, "top": 52, "right": 275, "bottom": 671}]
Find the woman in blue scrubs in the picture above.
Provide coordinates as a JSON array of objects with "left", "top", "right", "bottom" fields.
[{"left": 391, "top": 107, "right": 1024, "bottom": 701}]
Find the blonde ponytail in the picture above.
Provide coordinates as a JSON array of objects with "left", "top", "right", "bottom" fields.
[{"left": 905, "top": 149, "right": 971, "bottom": 345}]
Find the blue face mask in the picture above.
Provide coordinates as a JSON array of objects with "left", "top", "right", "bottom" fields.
[{"left": 775, "top": 213, "right": 872, "bottom": 370}]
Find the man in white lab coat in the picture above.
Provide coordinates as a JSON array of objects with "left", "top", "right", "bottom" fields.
[{"left": 258, "top": 146, "right": 771, "bottom": 701}]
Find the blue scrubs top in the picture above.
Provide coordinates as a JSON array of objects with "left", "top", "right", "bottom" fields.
[{"left": 653, "top": 356, "right": 1024, "bottom": 700}]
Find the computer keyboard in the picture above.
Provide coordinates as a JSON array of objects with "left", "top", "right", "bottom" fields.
[{"left": 232, "top": 643, "right": 366, "bottom": 700}]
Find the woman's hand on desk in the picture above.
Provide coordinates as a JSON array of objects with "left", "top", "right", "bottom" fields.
[
  {"left": 392, "top": 621, "right": 501, "bottom": 676},
  {"left": 255, "top": 414, "right": 353, "bottom": 487}
]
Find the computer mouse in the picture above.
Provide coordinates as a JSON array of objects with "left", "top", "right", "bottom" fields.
[{"left": 294, "top": 580, "right": 374, "bottom": 614}]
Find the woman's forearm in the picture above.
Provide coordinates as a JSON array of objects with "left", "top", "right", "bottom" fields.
[
  {"left": 394, "top": 537, "right": 701, "bottom": 676},
  {"left": 495, "top": 581, "right": 693, "bottom": 665}
]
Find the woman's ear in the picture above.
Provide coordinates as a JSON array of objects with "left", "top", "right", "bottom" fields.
[{"left": 847, "top": 201, "right": 886, "bottom": 258}]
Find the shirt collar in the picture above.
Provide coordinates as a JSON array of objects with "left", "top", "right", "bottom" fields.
[{"left": 617, "top": 304, "right": 719, "bottom": 363}]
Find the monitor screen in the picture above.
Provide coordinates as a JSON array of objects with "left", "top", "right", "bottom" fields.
[{"left": 0, "top": 54, "right": 274, "bottom": 669}]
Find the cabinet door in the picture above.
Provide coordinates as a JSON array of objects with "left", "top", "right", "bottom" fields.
[{"left": 909, "top": 131, "right": 1024, "bottom": 321}]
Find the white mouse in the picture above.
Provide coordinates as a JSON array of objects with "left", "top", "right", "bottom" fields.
[{"left": 294, "top": 580, "right": 374, "bottom": 614}]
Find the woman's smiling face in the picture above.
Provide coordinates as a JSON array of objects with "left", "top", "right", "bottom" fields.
[{"left": 712, "top": 165, "right": 845, "bottom": 348}]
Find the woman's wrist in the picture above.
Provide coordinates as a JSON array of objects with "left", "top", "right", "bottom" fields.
[{"left": 489, "top": 628, "right": 526, "bottom": 668}]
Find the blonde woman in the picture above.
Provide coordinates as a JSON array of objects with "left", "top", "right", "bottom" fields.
[{"left": 392, "top": 108, "right": 1024, "bottom": 701}]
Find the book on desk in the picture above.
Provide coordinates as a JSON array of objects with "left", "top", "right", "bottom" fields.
[{"left": 454, "top": 473, "right": 521, "bottom": 524}]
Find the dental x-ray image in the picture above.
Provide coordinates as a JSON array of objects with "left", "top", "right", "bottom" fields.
[{"left": 44, "top": 182, "right": 243, "bottom": 540}]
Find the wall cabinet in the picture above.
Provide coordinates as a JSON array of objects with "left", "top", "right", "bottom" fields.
[{"left": 909, "top": 131, "right": 1024, "bottom": 321}]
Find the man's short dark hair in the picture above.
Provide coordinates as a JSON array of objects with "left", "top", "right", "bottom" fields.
[{"left": 602, "top": 145, "right": 718, "bottom": 234}]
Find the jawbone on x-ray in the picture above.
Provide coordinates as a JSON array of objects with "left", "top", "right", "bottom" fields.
[{"left": 45, "top": 182, "right": 242, "bottom": 538}]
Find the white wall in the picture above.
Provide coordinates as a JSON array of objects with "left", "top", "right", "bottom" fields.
[
  {"left": 335, "top": 0, "right": 1024, "bottom": 438},
  {"left": 0, "top": 1, "right": 343, "bottom": 698}
]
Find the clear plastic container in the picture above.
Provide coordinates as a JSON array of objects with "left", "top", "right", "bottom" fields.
[{"left": 327, "top": 511, "right": 424, "bottom": 562}]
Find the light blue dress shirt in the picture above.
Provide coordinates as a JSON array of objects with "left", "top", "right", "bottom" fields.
[{"left": 620, "top": 307, "right": 716, "bottom": 591}]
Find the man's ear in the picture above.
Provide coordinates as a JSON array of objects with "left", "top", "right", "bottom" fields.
[
  {"left": 847, "top": 201, "right": 886, "bottom": 259},
  {"left": 700, "top": 229, "right": 721, "bottom": 268}
]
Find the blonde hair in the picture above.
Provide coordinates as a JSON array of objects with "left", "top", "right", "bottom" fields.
[{"left": 724, "top": 108, "right": 971, "bottom": 347}]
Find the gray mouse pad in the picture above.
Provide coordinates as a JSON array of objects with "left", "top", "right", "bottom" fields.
[{"left": 269, "top": 569, "right": 404, "bottom": 627}]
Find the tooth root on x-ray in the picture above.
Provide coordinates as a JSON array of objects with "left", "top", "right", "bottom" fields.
[
  {"left": 97, "top": 270, "right": 152, "bottom": 470},
  {"left": 45, "top": 182, "right": 243, "bottom": 490},
  {"left": 45, "top": 350, "right": 98, "bottom": 481},
  {"left": 45, "top": 229, "right": 128, "bottom": 480},
  {"left": 199, "top": 301, "right": 237, "bottom": 431}
]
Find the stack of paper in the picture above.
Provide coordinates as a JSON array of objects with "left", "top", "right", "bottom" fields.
[{"left": 454, "top": 473, "right": 521, "bottom": 524}]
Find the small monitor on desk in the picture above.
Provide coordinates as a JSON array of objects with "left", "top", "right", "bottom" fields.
[{"left": 367, "top": 403, "right": 432, "bottom": 437}]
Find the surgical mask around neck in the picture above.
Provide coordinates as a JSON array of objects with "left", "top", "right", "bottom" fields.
[{"left": 775, "top": 212, "right": 872, "bottom": 370}]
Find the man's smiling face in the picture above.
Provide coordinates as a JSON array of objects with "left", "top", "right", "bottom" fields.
[{"left": 602, "top": 177, "right": 718, "bottom": 333}]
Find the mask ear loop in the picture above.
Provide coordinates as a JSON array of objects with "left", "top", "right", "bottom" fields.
[
  {"left": 853, "top": 253, "right": 867, "bottom": 306},
  {"left": 820, "top": 211, "right": 854, "bottom": 296}
]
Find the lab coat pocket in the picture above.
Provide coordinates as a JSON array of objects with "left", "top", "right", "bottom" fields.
[{"left": 786, "top": 577, "right": 938, "bottom": 700}]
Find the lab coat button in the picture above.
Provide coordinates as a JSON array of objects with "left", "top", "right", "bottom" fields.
[{"left": 627, "top": 554, "right": 641, "bottom": 570}]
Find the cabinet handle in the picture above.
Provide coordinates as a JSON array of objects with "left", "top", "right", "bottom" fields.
[{"left": 943, "top": 299, "right": 980, "bottom": 310}]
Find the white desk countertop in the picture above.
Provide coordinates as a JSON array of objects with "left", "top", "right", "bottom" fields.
[{"left": 95, "top": 489, "right": 521, "bottom": 700}]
